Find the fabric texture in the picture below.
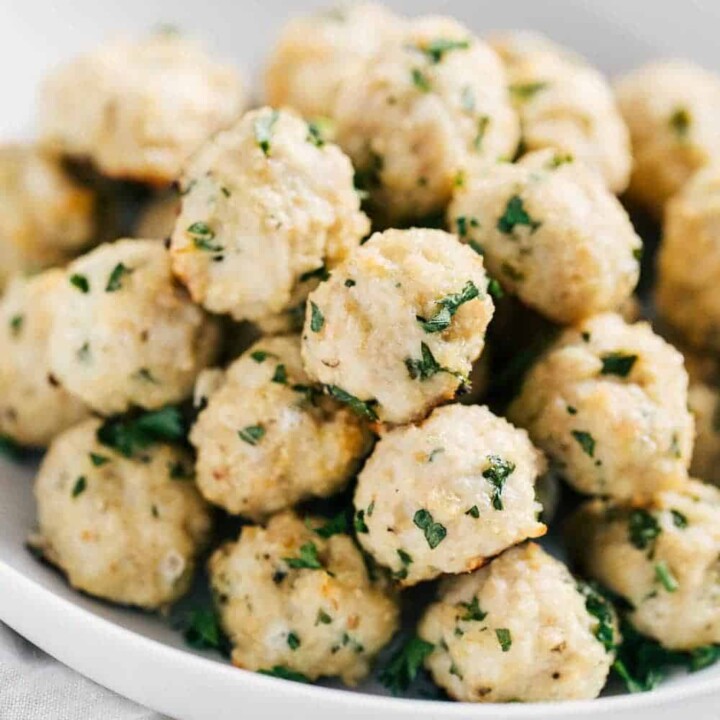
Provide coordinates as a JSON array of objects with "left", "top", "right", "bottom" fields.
[{"left": 0, "top": 622, "right": 166, "bottom": 720}]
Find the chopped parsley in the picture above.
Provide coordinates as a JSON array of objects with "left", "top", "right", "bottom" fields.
[
  {"left": 89, "top": 452, "right": 110, "bottom": 467},
  {"left": 325, "top": 385, "right": 378, "bottom": 421},
  {"left": 187, "top": 222, "right": 223, "bottom": 253},
  {"left": 495, "top": 628, "right": 512, "bottom": 652},
  {"left": 69, "top": 273, "right": 90, "bottom": 293},
  {"left": 316, "top": 609, "right": 333, "bottom": 625},
  {"left": 287, "top": 632, "right": 301, "bottom": 650},
  {"left": 250, "top": 350, "right": 273, "bottom": 363},
  {"left": 238, "top": 425, "right": 265, "bottom": 446},
  {"left": 413, "top": 509, "right": 447, "bottom": 549},
  {"left": 284, "top": 542, "right": 323, "bottom": 570},
  {"left": 182, "top": 608, "right": 229, "bottom": 654},
  {"left": 417, "top": 280, "right": 480, "bottom": 333},
  {"left": 313, "top": 511, "right": 349, "bottom": 538},
  {"left": 628, "top": 509, "right": 661, "bottom": 554},
  {"left": 344, "top": 279, "right": 356, "bottom": 288},
  {"left": 354, "top": 509, "right": 369, "bottom": 534},
  {"left": 671, "top": 509, "right": 688, "bottom": 528},
  {"left": 96, "top": 406, "right": 185, "bottom": 458},
  {"left": 455, "top": 215, "right": 480, "bottom": 238},
  {"left": 105, "top": 263, "right": 132, "bottom": 292},
  {"left": 306, "top": 121, "right": 326, "bottom": 147},
  {"left": 271, "top": 364, "right": 287, "bottom": 384},
  {"left": 497, "top": 195, "right": 541, "bottom": 234},
  {"left": 299, "top": 264, "right": 330, "bottom": 283},
  {"left": 600, "top": 352, "right": 638, "bottom": 377},
  {"left": 378, "top": 636, "right": 434, "bottom": 695},
  {"left": 416, "top": 37, "right": 470, "bottom": 64},
  {"left": 309, "top": 302, "right": 324, "bottom": 332},
  {"left": 654, "top": 561, "right": 679, "bottom": 592},
  {"left": 9, "top": 314, "right": 23, "bottom": 337},
  {"left": 405, "top": 343, "right": 453, "bottom": 381},
  {"left": 474, "top": 115, "right": 490, "bottom": 151},
  {"left": 465, "top": 505, "right": 480, "bottom": 518},
  {"left": 71, "top": 476, "right": 87, "bottom": 498},
  {"left": 571, "top": 430, "right": 596, "bottom": 458},
  {"left": 458, "top": 596, "right": 487, "bottom": 622},
  {"left": 258, "top": 666, "right": 310, "bottom": 683},
  {"left": 577, "top": 581, "right": 616, "bottom": 652},
  {"left": 487, "top": 278, "right": 504, "bottom": 299},
  {"left": 669, "top": 107, "right": 691, "bottom": 139},
  {"left": 482, "top": 455, "right": 515, "bottom": 510},
  {"left": 254, "top": 109, "right": 280, "bottom": 156},
  {"left": 411, "top": 68, "right": 431, "bottom": 92},
  {"left": 510, "top": 81, "right": 548, "bottom": 100},
  {"left": 612, "top": 618, "right": 720, "bottom": 693}
]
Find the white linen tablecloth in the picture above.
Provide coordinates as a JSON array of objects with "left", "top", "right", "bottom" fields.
[{"left": 0, "top": 621, "right": 167, "bottom": 719}]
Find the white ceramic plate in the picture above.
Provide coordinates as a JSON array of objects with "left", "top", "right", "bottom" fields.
[{"left": 2, "top": 1, "right": 720, "bottom": 718}]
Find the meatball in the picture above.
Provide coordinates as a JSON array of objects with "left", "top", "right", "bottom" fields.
[
  {"left": 301, "top": 228, "right": 494, "bottom": 425},
  {"left": 333, "top": 15, "right": 519, "bottom": 224},
  {"left": 48, "top": 239, "right": 220, "bottom": 415},
  {"left": 170, "top": 107, "right": 369, "bottom": 323},
  {"left": 209, "top": 511, "right": 400, "bottom": 685},
  {"left": 0, "top": 271, "right": 89, "bottom": 446},
  {"left": 489, "top": 32, "right": 631, "bottom": 193},
  {"left": 0, "top": 144, "right": 95, "bottom": 288},
  {"left": 418, "top": 542, "right": 616, "bottom": 702},
  {"left": 354, "top": 405, "right": 546, "bottom": 586},
  {"left": 615, "top": 61, "right": 720, "bottom": 215},
  {"left": 447, "top": 150, "right": 641, "bottom": 324},
  {"left": 190, "top": 335, "right": 372, "bottom": 519},
  {"left": 265, "top": 3, "right": 403, "bottom": 120},
  {"left": 31, "top": 418, "right": 212, "bottom": 609},
  {"left": 568, "top": 480, "right": 720, "bottom": 650},
  {"left": 508, "top": 313, "right": 693, "bottom": 499},
  {"left": 39, "top": 34, "right": 245, "bottom": 184},
  {"left": 135, "top": 191, "right": 180, "bottom": 239},
  {"left": 657, "top": 164, "right": 720, "bottom": 351}
]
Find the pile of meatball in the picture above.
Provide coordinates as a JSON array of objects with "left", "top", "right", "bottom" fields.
[{"left": 4, "top": 3, "right": 720, "bottom": 705}]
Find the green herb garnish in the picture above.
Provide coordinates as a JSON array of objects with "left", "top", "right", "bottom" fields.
[
  {"left": 310, "top": 302, "right": 324, "bottom": 332},
  {"left": 417, "top": 281, "right": 480, "bottom": 333},
  {"left": 497, "top": 195, "right": 541, "bottom": 234},
  {"left": 482, "top": 455, "right": 515, "bottom": 510},
  {"left": 105, "top": 263, "right": 132, "bottom": 292},
  {"left": 70, "top": 274, "right": 90, "bottom": 293},
  {"left": 600, "top": 352, "right": 638, "bottom": 377},
  {"left": 284, "top": 542, "right": 323, "bottom": 570},
  {"left": 238, "top": 425, "right": 265, "bottom": 446},
  {"left": 96, "top": 406, "right": 185, "bottom": 458},
  {"left": 413, "top": 509, "right": 447, "bottom": 549},
  {"left": 572, "top": 430, "right": 596, "bottom": 458},
  {"left": 71, "top": 476, "right": 87, "bottom": 498},
  {"left": 254, "top": 109, "right": 280, "bottom": 156},
  {"left": 378, "top": 636, "right": 434, "bottom": 695},
  {"left": 495, "top": 628, "right": 512, "bottom": 652},
  {"left": 325, "top": 385, "right": 378, "bottom": 421}
]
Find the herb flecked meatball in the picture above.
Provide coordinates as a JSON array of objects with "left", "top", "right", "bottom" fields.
[
  {"left": 509, "top": 313, "right": 693, "bottom": 499},
  {"left": 354, "top": 404, "right": 546, "bottom": 586},
  {"left": 489, "top": 31, "right": 631, "bottom": 193},
  {"left": 568, "top": 480, "right": 720, "bottom": 650},
  {"left": 615, "top": 60, "right": 720, "bottom": 215},
  {"left": 418, "top": 542, "right": 617, "bottom": 702},
  {"left": 170, "top": 107, "right": 369, "bottom": 323},
  {"left": 31, "top": 417, "right": 212, "bottom": 609},
  {"left": 301, "top": 228, "right": 494, "bottom": 425},
  {"left": 333, "top": 15, "right": 519, "bottom": 224},
  {"left": 656, "top": 164, "right": 720, "bottom": 352},
  {"left": 49, "top": 239, "right": 220, "bottom": 415},
  {"left": 265, "top": 3, "right": 403, "bottom": 120},
  {"left": 209, "top": 511, "right": 400, "bottom": 685},
  {"left": 448, "top": 150, "right": 641, "bottom": 324},
  {"left": 190, "top": 335, "right": 372, "bottom": 519},
  {"left": 39, "top": 34, "right": 246, "bottom": 184},
  {"left": 0, "top": 144, "right": 95, "bottom": 289},
  {"left": 0, "top": 270, "right": 90, "bottom": 447}
]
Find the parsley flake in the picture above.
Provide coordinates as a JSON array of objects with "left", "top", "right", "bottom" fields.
[
  {"left": 411, "top": 68, "right": 431, "bottom": 92},
  {"left": 70, "top": 274, "right": 90, "bottom": 293},
  {"left": 258, "top": 666, "right": 310, "bottom": 683},
  {"left": 71, "top": 476, "right": 87, "bottom": 498},
  {"left": 669, "top": 107, "right": 691, "bottom": 139},
  {"left": 310, "top": 302, "right": 324, "bottom": 332},
  {"left": 378, "top": 636, "right": 434, "bottom": 695},
  {"left": 655, "top": 560, "right": 679, "bottom": 592},
  {"left": 510, "top": 81, "right": 548, "bottom": 100},
  {"left": 238, "top": 425, "right": 265, "bottom": 445},
  {"left": 89, "top": 452, "right": 110, "bottom": 467},
  {"left": 413, "top": 509, "right": 447, "bottom": 549},
  {"left": 417, "top": 37, "right": 470, "bottom": 64},
  {"left": 600, "top": 352, "right": 638, "bottom": 377},
  {"left": 482, "top": 455, "right": 515, "bottom": 510},
  {"left": 495, "top": 628, "right": 512, "bottom": 652},
  {"left": 105, "top": 263, "right": 132, "bottom": 292},
  {"left": 9, "top": 314, "right": 23, "bottom": 337},
  {"left": 187, "top": 222, "right": 223, "bottom": 253},
  {"left": 465, "top": 505, "right": 480, "bottom": 518},
  {"left": 325, "top": 385, "right": 378, "bottom": 420},
  {"left": 254, "top": 109, "right": 280, "bottom": 156},
  {"left": 284, "top": 542, "right": 323, "bottom": 570},
  {"left": 287, "top": 632, "right": 301, "bottom": 650},
  {"left": 313, "top": 511, "right": 349, "bottom": 538},
  {"left": 417, "top": 281, "right": 480, "bottom": 334},
  {"left": 271, "top": 364, "right": 287, "bottom": 384},
  {"left": 497, "top": 195, "right": 541, "bottom": 234},
  {"left": 572, "top": 430, "right": 596, "bottom": 458},
  {"left": 96, "top": 406, "right": 185, "bottom": 458},
  {"left": 628, "top": 509, "right": 661, "bottom": 554},
  {"left": 459, "top": 596, "right": 487, "bottom": 621}
]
